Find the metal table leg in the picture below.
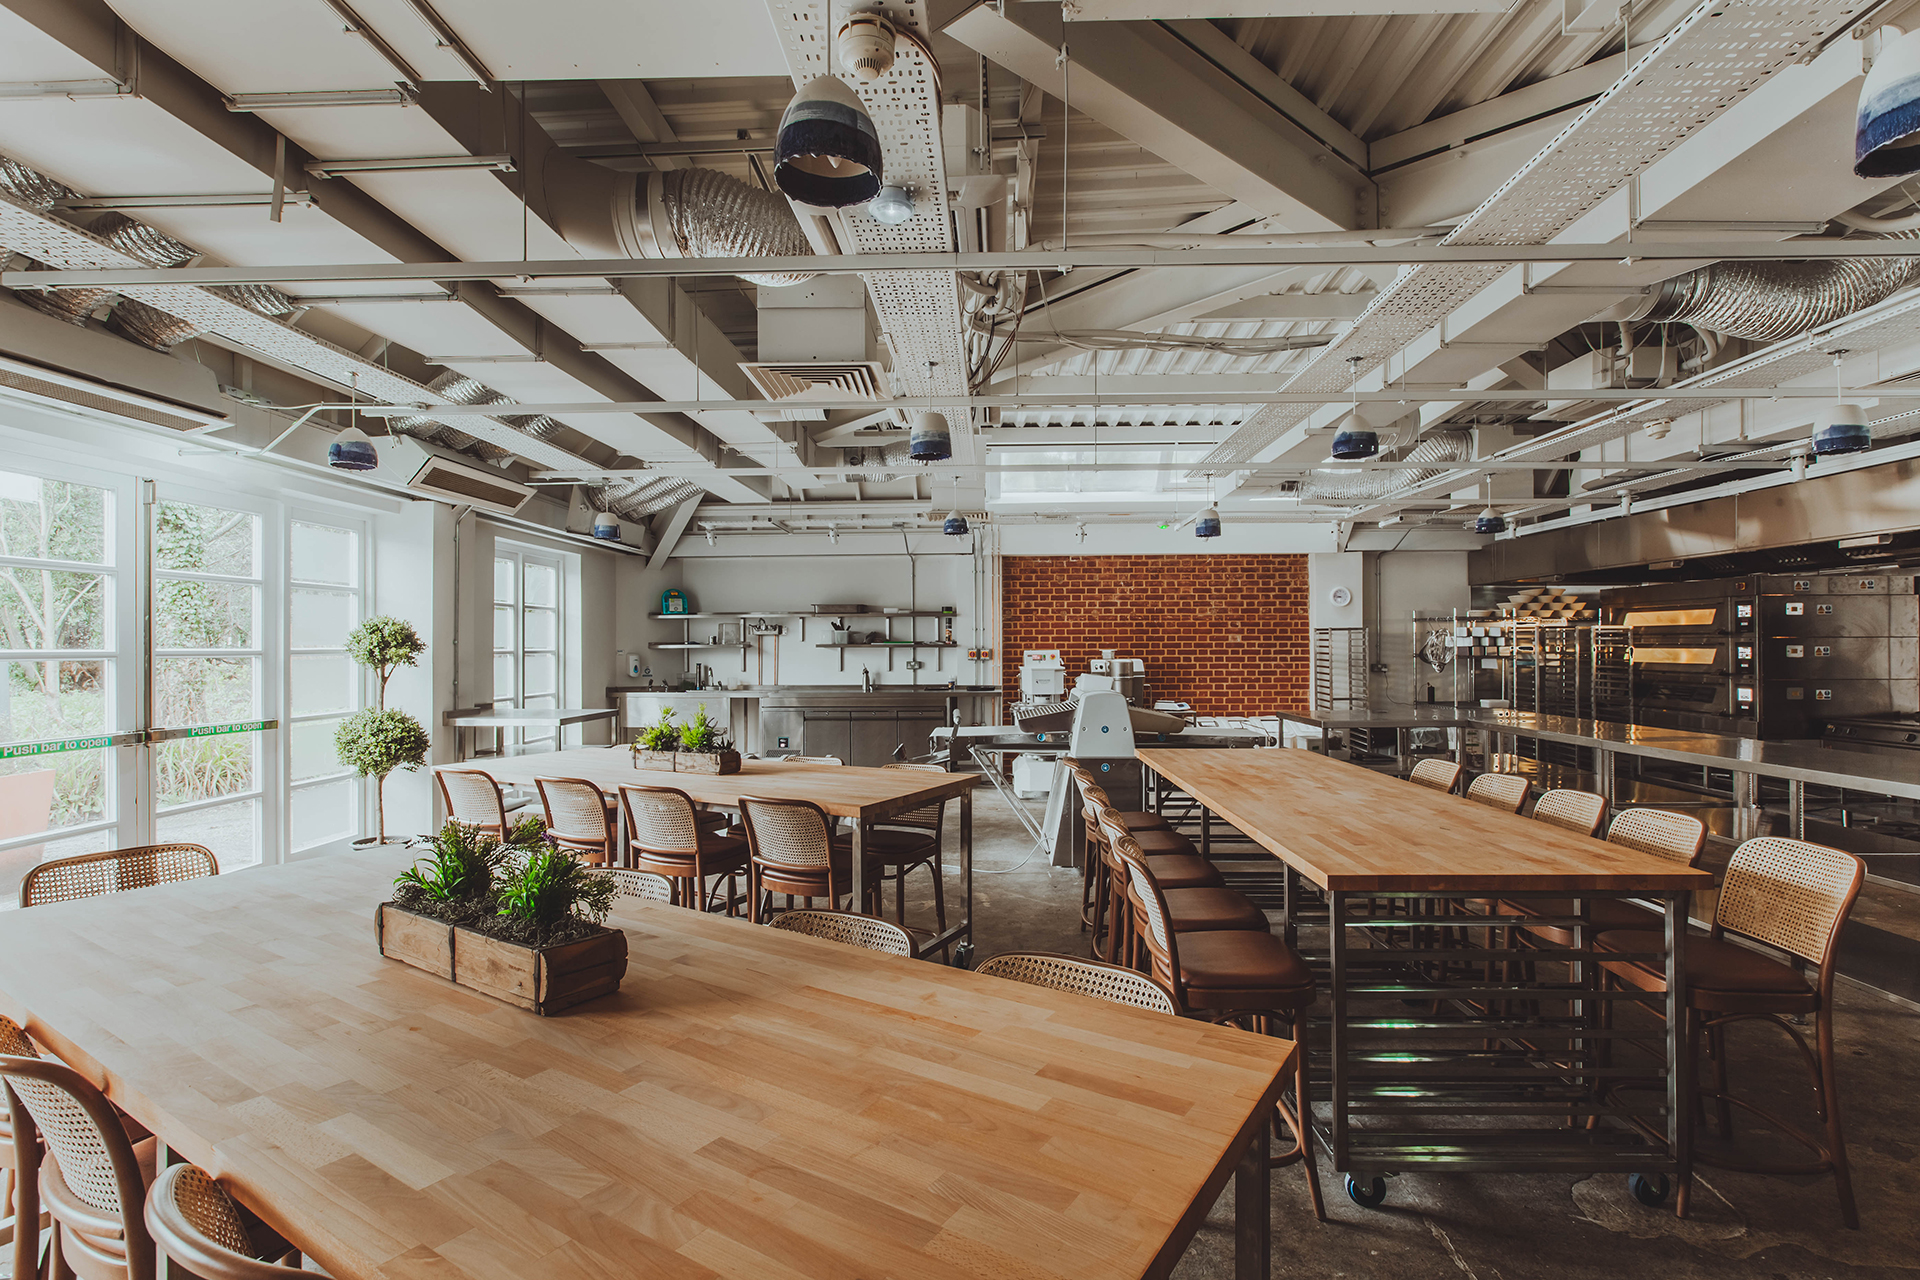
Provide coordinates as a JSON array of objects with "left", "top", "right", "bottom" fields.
[
  {"left": 1666, "top": 889, "right": 1691, "bottom": 1209},
  {"left": 1788, "top": 778, "right": 1806, "bottom": 840},
  {"left": 1235, "top": 1110, "right": 1272, "bottom": 1280},
  {"left": 960, "top": 788, "right": 974, "bottom": 954},
  {"left": 1328, "top": 890, "right": 1349, "bottom": 1172}
]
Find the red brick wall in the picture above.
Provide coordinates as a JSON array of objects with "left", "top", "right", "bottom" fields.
[{"left": 1001, "top": 555, "right": 1310, "bottom": 717}]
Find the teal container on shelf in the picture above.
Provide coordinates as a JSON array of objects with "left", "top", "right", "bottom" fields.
[{"left": 661, "top": 588, "right": 690, "bottom": 616}]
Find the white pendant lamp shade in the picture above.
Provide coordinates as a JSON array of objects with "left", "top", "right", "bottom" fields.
[
  {"left": 908, "top": 411, "right": 952, "bottom": 461},
  {"left": 1330, "top": 409, "right": 1379, "bottom": 460},
  {"left": 591, "top": 511, "right": 622, "bottom": 541},
  {"left": 327, "top": 425, "right": 377, "bottom": 471},
  {"left": 943, "top": 510, "right": 970, "bottom": 536},
  {"left": 1858, "top": 27, "right": 1920, "bottom": 177},
  {"left": 775, "top": 76, "right": 884, "bottom": 208},
  {"left": 1195, "top": 507, "right": 1222, "bottom": 538},
  {"left": 1813, "top": 402, "right": 1873, "bottom": 455},
  {"left": 1473, "top": 507, "right": 1507, "bottom": 535}
]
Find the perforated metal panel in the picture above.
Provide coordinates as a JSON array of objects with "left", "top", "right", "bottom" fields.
[
  {"left": 765, "top": 1, "right": 969, "bottom": 446},
  {"left": 1198, "top": 0, "right": 1869, "bottom": 473},
  {"left": 0, "top": 191, "right": 589, "bottom": 470}
]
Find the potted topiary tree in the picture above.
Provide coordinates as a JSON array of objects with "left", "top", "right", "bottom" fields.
[
  {"left": 674, "top": 703, "right": 740, "bottom": 775},
  {"left": 336, "top": 615, "right": 430, "bottom": 846}
]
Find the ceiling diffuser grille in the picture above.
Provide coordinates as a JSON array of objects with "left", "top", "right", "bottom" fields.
[
  {"left": 0, "top": 355, "right": 224, "bottom": 431},
  {"left": 740, "top": 360, "right": 889, "bottom": 402}
]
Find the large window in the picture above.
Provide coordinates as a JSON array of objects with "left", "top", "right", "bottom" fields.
[
  {"left": 0, "top": 470, "right": 123, "bottom": 899},
  {"left": 286, "top": 520, "right": 363, "bottom": 854},
  {"left": 494, "top": 544, "right": 564, "bottom": 751}
]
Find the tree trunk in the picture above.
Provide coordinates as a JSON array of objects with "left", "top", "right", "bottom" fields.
[{"left": 376, "top": 773, "right": 387, "bottom": 843}]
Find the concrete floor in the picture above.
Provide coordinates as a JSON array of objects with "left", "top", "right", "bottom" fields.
[{"left": 907, "top": 788, "right": 1920, "bottom": 1280}]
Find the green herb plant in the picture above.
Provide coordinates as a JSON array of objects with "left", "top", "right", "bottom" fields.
[
  {"left": 496, "top": 847, "right": 617, "bottom": 937},
  {"left": 679, "top": 703, "right": 732, "bottom": 754},
  {"left": 395, "top": 820, "right": 504, "bottom": 904},
  {"left": 635, "top": 707, "right": 681, "bottom": 751}
]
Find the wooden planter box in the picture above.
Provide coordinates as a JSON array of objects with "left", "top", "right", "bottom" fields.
[
  {"left": 629, "top": 748, "right": 740, "bottom": 774},
  {"left": 374, "top": 903, "right": 628, "bottom": 1015},
  {"left": 674, "top": 749, "right": 741, "bottom": 775}
]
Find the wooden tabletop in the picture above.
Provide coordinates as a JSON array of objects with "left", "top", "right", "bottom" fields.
[
  {"left": 1138, "top": 747, "right": 1717, "bottom": 893},
  {"left": 442, "top": 747, "right": 977, "bottom": 820},
  {"left": 0, "top": 850, "right": 1289, "bottom": 1280}
]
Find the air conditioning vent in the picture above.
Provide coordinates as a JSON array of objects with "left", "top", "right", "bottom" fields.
[
  {"left": 740, "top": 360, "right": 889, "bottom": 403},
  {"left": 400, "top": 440, "right": 534, "bottom": 515},
  {"left": 0, "top": 354, "right": 227, "bottom": 431}
]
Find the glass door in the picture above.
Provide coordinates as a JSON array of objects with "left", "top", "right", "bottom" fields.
[
  {"left": 493, "top": 543, "right": 564, "bottom": 752},
  {"left": 146, "top": 491, "right": 278, "bottom": 870}
]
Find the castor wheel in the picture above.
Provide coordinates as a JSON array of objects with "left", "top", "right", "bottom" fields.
[
  {"left": 1628, "top": 1173, "right": 1670, "bottom": 1207},
  {"left": 1345, "top": 1175, "right": 1387, "bottom": 1208},
  {"left": 950, "top": 941, "right": 975, "bottom": 969}
]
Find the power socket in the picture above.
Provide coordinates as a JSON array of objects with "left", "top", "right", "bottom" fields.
[{"left": 905, "top": 660, "right": 924, "bottom": 670}]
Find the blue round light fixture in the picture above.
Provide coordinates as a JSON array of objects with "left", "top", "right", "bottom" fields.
[
  {"left": 1812, "top": 402, "right": 1872, "bottom": 456},
  {"left": 1195, "top": 507, "right": 1222, "bottom": 538},
  {"left": 1856, "top": 27, "right": 1920, "bottom": 177},
  {"left": 774, "top": 76, "right": 883, "bottom": 208},
  {"left": 909, "top": 411, "right": 952, "bottom": 462},
  {"left": 1473, "top": 507, "right": 1507, "bottom": 535},
  {"left": 591, "top": 512, "right": 622, "bottom": 541},
  {"left": 1329, "top": 410, "right": 1379, "bottom": 461},
  {"left": 943, "top": 510, "right": 970, "bottom": 536},
  {"left": 327, "top": 426, "right": 378, "bottom": 471}
]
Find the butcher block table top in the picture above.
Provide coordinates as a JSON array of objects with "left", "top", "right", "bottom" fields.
[
  {"left": 1138, "top": 747, "right": 1715, "bottom": 894},
  {"left": 0, "top": 849, "right": 1289, "bottom": 1280},
  {"left": 442, "top": 747, "right": 977, "bottom": 820}
]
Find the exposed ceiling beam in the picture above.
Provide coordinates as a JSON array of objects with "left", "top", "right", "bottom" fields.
[
  {"left": 1154, "top": 20, "right": 1368, "bottom": 170},
  {"left": 945, "top": 2, "right": 1371, "bottom": 231},
  {"left": 647, "top": 498, "right": 699, "bottom": 568},
  {"left": 597, "top": 80, "right": 687, "bottom": 170},
  {"left": 1064, "top": 1, "right": 1511, "bottom": 16}
]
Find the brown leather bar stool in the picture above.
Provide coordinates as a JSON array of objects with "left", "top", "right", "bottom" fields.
[
  {"left": 0, "top": 1050, "right": 159, "bottom": 1280},
  {"left": 1595, "top": 836, "right": 1865, "bottom": 1226},
  {"left": 1501, "top": 808, "right": 1708, "bottom": 946},
  {"left": 146, "top": 1163, "right": 306, "bottom": 1278},
  {"left": 1098, "top": 810, "right": 1267, "bottom": 968},
  {"left": 1465, "top": 771, "right": 1530, "bottom": 814},
  {"left": 1532, "top": 787, "right": 1608, "bottom": 837},
  {"left": 1115, "top": 832, "right": 1326, "bottom": 1222},
  {"left": 1069, "top": 764, "right": 1172, "bottom": 936},
  {"left": 739, "top": 795, "right": 882, "bottom": 920},
  {"left": 1082, "top": 788, "right": 1225, "bottom": 961},
  {"left": 619, "top": 784, "right": 751, "bottom": 914},
  {"left": 1407, "top": 758, "right": 1463, "bottom": 794}
]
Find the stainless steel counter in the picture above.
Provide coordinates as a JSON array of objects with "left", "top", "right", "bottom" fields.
[{"left": 1470, "top": 711, "right": 1920, "bottom": 838}]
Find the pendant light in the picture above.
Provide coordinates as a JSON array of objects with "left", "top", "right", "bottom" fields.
[
  {"left": 1856, "top": 26, "right": 1920, "bottom": 177},
  {"left": 942, "top": 478, "right": 970, "bottom": 536},
  {"left": 1472, "top": 475, "right": 1505, "bottom": 534},
  {"left": 591, "top": 512, "right": 621, "bottom": 541},
  {"left": 908, "top": 410, "right": 951, "bottom": 462},
  {"left": 1813, "top": 354, "right": 1871, "bottom": 456},
  {"left": 327, "top": 372, "right": 378, "bottom": 471},
  {"left": 1330, "top": 356, "right": 1378, "bottom": 460},
  {"left": 774, "top": 76, "right": 883, "bottom": 208},
  {"left": 1195, "top": 508, "right": 1222, "bottom": 538}
]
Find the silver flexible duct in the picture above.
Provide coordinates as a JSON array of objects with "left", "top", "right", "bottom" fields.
[
  {"left": 1298, "top": 430, "right": 1473, "bottom": 502},
  {"left": 0, "top": 161, "right": 109, "bottom": 327},
  {"left": 92, "top": 214, "right": 205, "bottom": 350},
  {"left": 389, "top": 372, "right": 517, "bottom": 462},
  {"left": 586, "top": 477, "right": 703, "bottom": 521},
  {"left": 1632, "top": 236, "right": 1920, "bottom": 342},
  {"left": 546, "top": 162, "right": 815, "bottom": 287}
]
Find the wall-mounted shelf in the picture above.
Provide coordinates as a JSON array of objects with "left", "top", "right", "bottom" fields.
[
  {"left": 814, "top": 642, "right": 958, "bottom": 649},
  {"left": 647, "top": 607, "right": 961, "bottom": 677},
  {"left": 648, "top": 612, "right": 790, "bottom": 621},
  {"left": 648, "top": 642, "right": 748, "bottom": 651}
]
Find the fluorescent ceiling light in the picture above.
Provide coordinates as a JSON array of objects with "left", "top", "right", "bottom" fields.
[
  {"left": 226, "top": 88, "right": 416, "bottom": 111},
  {"left": 306, "top": 154, "right": 516, "bottom": 177}
]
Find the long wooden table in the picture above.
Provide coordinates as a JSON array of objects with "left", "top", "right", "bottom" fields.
[
  {"left": 1139, "top": 747, "right": 1715, "bottom": 1202},
  {"left": 445, "top": 749, "right": 977, "bottom": 959},
  {"left": 0, "top": 851, "right": 1292, "bottom": 1280}
]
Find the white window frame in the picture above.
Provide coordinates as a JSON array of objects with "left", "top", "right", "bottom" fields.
[
  {"left": 493, "top": 541, "right": 567, "bottom": 752},
  {"left": 0, "top": 460, "right": 137, "bottom": 868},
  {"left": 147, "top": 482, "right": 281, "bottom": 870},
  {"left": 284, "top": 511, "right": 369, "bottom": 857}
]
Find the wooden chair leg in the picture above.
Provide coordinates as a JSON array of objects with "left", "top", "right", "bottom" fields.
[
  {"left": 1675, "top": 1006, "right": 1698, "bottom": 1220},
  {"left": 1818, "top": 1007, "right": 1860, "bottom": 1229},
  {"left": 929, "top": 852, "right": 947, "bottom": 934},
  {"left": 1279, "top": 1012, "right": 1326, "bottom": 1222},
  {"left": 1709, "top": 1023, "right": 1733, "bottom": 1139}
]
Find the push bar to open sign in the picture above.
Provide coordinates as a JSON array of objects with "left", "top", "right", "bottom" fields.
[{"left": 0, "top": 721, "right": 279, "bottom": 758}]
